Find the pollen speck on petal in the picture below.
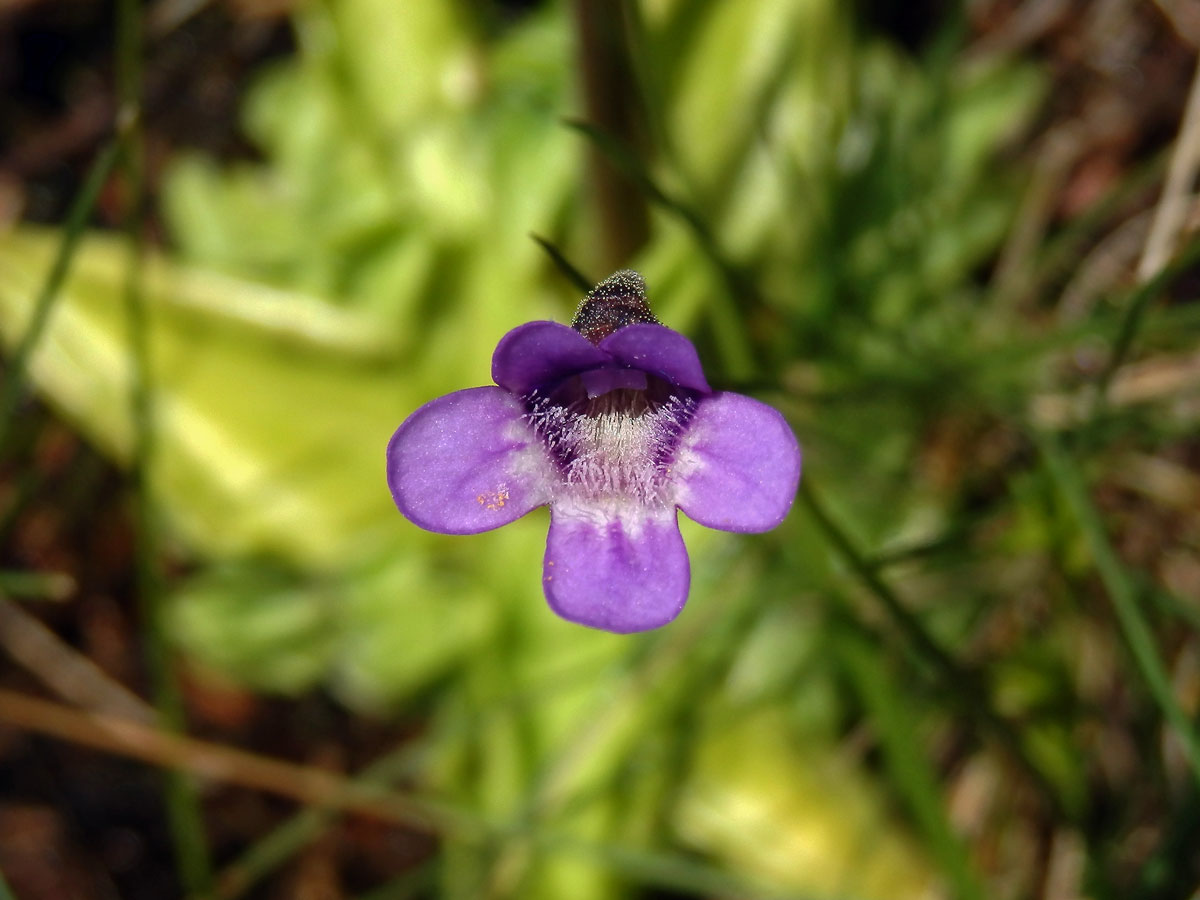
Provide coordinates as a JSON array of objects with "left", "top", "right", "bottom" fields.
[{"left": 387, "top": 387, "right": 553, "bottom": 534}]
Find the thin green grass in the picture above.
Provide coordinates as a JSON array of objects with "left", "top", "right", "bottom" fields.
[
  {"left": 531, "top": 234, "right": 594, "bottom": 293},
  {"left": 797, "top": 479, "right": 1074, "bottom": 819},
  {"left": 524, "top": 836, "right": 816, "bottom": 900},
  {"left": 1092, "top": 235, "right": 1200, "bottom": 411},
  {"left": 0, "top": 0, "right": 214, "bottom": 890},
  {"left": 0, "top": 142, "right": 119, "bottom": 447},
  {"left": 837, "top": 622, "right": 985, "bottom": 900},
  {"left": 116, "top": 0, "right": 213, "bottom": 893},
  {"left": 214, "top": 642, "right": 634, "bottom": 897},
  {"left": 0, "top": 570, "right": 73, "bottom": 601},
  {"left": 1037, "top": 430, "right": 1200, "bottom": 786},
  {"left": 353, "top": 861, "right": 439, "bottom": 900}
]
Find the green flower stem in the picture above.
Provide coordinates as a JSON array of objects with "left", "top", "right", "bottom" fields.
[
  {"left": 797, "top": 478, "right": 1072, "bottom": 819},
  {"left": 572, "top": 0, "right": 650, "bottom": 269},
  {"left": 1037, "top": 430, "right": 1200, "bottom": 785}
]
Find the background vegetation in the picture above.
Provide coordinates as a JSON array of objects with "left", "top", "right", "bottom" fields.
[{"left": 1, "top": 1, "right": 1199, "bottom": 898}]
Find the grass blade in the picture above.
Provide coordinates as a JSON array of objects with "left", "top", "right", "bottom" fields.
[
  {"left": 0, "top": 142, "right": 119, "bottom": 447},
  {"left": 1037, "top": 430, "right": 1200, "bottom": 785},
  {"left": 530, "top": 234, "right": 593, "bottom": 294},
  {"left": 838, "top": 622, "right": 985, "bottom": 900},
  {"left": 1092, "top": 236, "right": 1200, "bottom": 413},
  {"left": 117, "top": 0, "right": 214, "bottom": 892},
  {"left": 797, "top": 478, "right": 1074, "bottom": 819}
]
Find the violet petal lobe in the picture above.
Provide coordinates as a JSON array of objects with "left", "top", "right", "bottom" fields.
[
  {"left": 492, "top": 321, "right": 608, "bottom": 394},
  {"left": 542, "top": 504, "right": 690, "bottom": 633},
  {"left": 673, "top": 392, "right": 801, "bottom": 533},
  {"left": 598, "top": 324, "right": 711, "bottom": 394},
  {"left": 386, "top": 386, "right": 553, "bottom": 534}
]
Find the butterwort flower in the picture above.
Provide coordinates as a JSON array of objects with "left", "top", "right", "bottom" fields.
[{"left": 386, "top": 271, "right": 801, "bottom": 633}]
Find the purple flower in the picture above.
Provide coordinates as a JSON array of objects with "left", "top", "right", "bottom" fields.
[{"left": 386, "top": 271, "right": 801, "bottom": 633}]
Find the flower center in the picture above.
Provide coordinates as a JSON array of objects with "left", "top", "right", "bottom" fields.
[{"left": 525, "top": 384, "right": 696, "bottom": 507}]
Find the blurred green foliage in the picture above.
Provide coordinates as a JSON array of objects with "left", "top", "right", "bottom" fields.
[{"left": 11, "top": 0, "right": 1194, "bottom": 898}]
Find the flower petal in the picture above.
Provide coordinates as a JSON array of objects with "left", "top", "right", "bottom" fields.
[
  {"left": 543, "top": 504, "right": 690, "bottom": 633},
  {"left": 492, "top": 321, "right": 608, "bottom": 394},
  {"left": 599, "top": 324, "right": 711, "bottom": 393},
  {"left": 673, "top": 392, "right": 801, "bottom": 533},
  {"left": 387, "top": 386, "right": 553, "bottom": 534}
]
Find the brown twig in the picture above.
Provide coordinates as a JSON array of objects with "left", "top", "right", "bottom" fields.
[
  {"left": 0, "top": 597, "right": 155, "bottom": 724},
  {"left": 1032, "top": 349, "right": 1200, "bottom": 426},
  {"left": 0, "top": 688, "right": 483, "bottom": 838},
  {"left": 1138, "top": 54, "right": 1200, "bottom": 281}
]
